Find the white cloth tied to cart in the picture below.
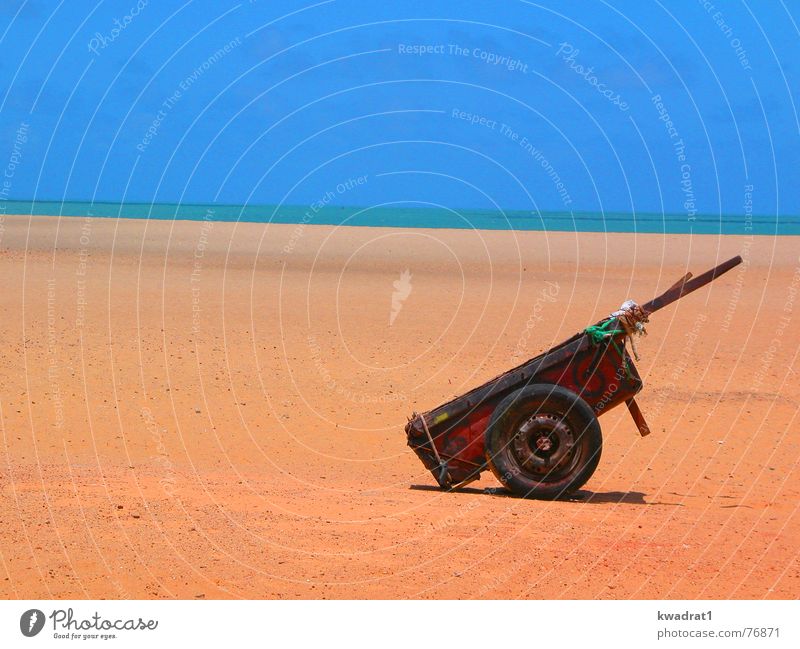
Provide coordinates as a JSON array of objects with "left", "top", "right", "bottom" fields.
[{"left": 610, "top": 299, "right": 649, "bottom": 361}]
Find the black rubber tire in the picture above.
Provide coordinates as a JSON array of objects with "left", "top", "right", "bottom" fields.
[{"left": 485, "top": 383, "right": 602, "bottom": 499}]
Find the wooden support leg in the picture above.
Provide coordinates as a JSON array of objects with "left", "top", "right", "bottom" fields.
[{"left": 626, "top": 398, "right": 651, "bottom": 436}]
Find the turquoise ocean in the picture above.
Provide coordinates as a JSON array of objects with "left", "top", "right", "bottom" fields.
[{"left": 2, "top": 201, "right": 797, "bottom": 235}]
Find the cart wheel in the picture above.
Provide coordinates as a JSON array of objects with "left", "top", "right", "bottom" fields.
[{"left": 485, "top": 383, "right": 602, "bottom": 499}]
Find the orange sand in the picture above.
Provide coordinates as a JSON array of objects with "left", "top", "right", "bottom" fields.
[{"left": 0, "top": 214, "right": 797, "bottom": 599}]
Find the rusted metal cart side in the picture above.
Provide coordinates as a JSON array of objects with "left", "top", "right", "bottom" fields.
[{"left": 406, "top": 255, "right": 742, "bottom": 499}]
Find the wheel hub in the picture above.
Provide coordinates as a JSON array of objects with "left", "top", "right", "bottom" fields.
[{"left": 512, "top": 413, "right": 575, "bottom": 475}]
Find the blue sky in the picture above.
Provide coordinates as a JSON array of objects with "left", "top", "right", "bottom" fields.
[{"left": 0, "top": 0, "right": 797, "bottom": 219}]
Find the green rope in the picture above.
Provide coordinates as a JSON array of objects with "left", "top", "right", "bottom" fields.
[
  {"left": 584, "top": 317, "right": 623, "bottom": 344},
  {"left": 584, "top": 317, "right": 633, "bottom": 379}
]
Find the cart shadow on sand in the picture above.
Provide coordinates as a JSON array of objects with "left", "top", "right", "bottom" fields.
[{"left": 409, "top": 484, "right": 684, "bottom": 506}]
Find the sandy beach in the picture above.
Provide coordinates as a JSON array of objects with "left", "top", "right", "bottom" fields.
[{"left": 0, "top": 213, "right": 797, "bottom": 599}]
